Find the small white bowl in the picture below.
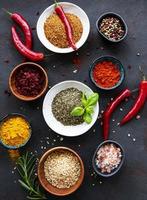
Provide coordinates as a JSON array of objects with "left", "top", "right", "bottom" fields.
[
  {"left": 42, "top": 81, "right": 99, "bottom": 137},
  {"left": 37, "top": 2, "right": 90, "bottom": 53}
]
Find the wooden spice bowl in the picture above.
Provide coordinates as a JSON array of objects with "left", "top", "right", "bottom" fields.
[
  {"left": 38, "top": 146, "right": 84, "bottom": 196},
  {"left": 9, "top": 62, "right": 48, "bottom": 101}
]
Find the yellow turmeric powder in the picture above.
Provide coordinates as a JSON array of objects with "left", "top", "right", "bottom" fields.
[{"left": 0, "top": 116, "right": 31, "bottom": 147}]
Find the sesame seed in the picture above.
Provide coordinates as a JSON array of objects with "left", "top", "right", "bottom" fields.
[{"left": 44, "top": 150, "right": 81, "bottom": 189}]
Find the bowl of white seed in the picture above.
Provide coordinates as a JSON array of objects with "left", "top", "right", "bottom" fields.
[{"left": 38, "top": 146, "right": 84, "bottom": 196}]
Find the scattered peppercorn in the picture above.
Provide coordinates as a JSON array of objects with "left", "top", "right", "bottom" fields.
[
  {"left": 99, "top": 17, "right": 125, "bottom": 41},
  {"left": 4, "top": 89, "right": 11, "bottom": 96}
]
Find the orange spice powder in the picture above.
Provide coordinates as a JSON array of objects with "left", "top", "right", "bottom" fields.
[{"left": 93, "top": 61, "right": 121, "bottom": 88}]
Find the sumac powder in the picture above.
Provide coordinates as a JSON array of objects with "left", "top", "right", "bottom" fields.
[
  {"left": 14, "top": 66, "right": 45, "bottom": 97},
  {"left": 93, "top": 61, "right": 120, "bottom": 88}
]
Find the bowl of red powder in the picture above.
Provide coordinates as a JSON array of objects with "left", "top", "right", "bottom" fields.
[
  {"left": 89, "top": 56, "right": 125, "bottom": 90},
  {"left": 9, "top": 62, "right": 48, "bottom": 101}
]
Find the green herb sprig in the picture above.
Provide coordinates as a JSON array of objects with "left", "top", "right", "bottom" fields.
[
  {"left": 71, "top": 92, "right": 99, "bottom": 124},
  {"left": 17, "top": 152, "right": 47, "bottom": 200}
]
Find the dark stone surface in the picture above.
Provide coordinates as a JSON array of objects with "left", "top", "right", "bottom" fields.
[{"left": 0, "top": 0, "right": 147, "bottom": 199}]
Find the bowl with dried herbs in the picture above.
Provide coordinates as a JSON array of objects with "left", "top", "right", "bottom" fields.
[{"left": 43, "top": 80, "right": 99, "bottom": 137}]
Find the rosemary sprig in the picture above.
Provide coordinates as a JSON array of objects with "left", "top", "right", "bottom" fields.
[{"left": 16, "top": 152, "right": 47, "bottom": 200}]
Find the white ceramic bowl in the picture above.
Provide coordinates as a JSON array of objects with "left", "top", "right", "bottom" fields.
[
  {"left": 37, "top": 2, "right": 90, "bottom": 53},
  {"left": 42, "top": 81, "right": 99, "bottom": 137}
]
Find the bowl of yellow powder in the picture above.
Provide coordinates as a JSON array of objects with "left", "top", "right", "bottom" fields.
[
  {"left": 37, "top": 2, "right": 90, "bottom": 53},
  {"left": 0, "top": 113, "right": 31, "bottom": 149}
]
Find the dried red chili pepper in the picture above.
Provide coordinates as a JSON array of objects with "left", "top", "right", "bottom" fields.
[
  {"left": 103, "top": 89, "right": 131, "bottom": 140},
  {"left": 3, "top": 9, "right": 32, "bottom": 49},
  {"left": 54, "top": 1, "right": 77, "bottom": 50},
  {"left": 120, "top": 67, "right": 147, "bottom": 125},
  {"left": 11, "top": 26, "right": 44, "bottom": 62}
]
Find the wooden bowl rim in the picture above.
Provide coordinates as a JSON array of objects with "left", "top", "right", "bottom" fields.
[
  {"left": 9, "top": 62, "right": 48, "bottom": 101},
  {"left": 37, "top": 146, "right": 85, "bottom": 196}
]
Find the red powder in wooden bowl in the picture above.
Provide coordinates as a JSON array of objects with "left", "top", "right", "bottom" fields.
[{"left": 93, "top": 61, "right": 121, "bottom": 88}]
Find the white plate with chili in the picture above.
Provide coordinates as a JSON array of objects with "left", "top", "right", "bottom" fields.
[
  {"left": 42, "top": 81, "right": 99, "bottom": 137},
  {"left": 37, "top": 2, "right": 90, "bottom": 53}
]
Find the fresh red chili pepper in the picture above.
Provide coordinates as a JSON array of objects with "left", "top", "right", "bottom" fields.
[
  {"left": 103, "top": 89, "right": 131, "bottom": 140},
  {"left": 11, "top": 26, "right": 44, "bottom": 62},
  {"left": 3, "top": 9, "right": 32, "bottom": 49},
  {"left": 54, "top": 1, "right": 77, "bottom": 50},
  {"left": 120, "top": 67, "right": 147, "bottom": 125}
]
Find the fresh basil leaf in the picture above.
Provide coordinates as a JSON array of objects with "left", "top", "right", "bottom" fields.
[
  {"left": 86, "top": 106, "right": 94, "bottom": 114},
  {"left": 87, "top": 93, "right": 99, "bottom": 106},
  {"left": 71, "top": 107, "right": 85, "bottom": 116},
  {"left": 83, "top": 113, "right": 92, "bottom": 124},
  {"left": 81, "top": 93, "right": 88, "bottom": 107}
]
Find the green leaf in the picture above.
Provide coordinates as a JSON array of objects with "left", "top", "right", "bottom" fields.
[
  {"left": 83, "top": 113, "right": 92, "bottom": 124},
  {"left": 71, "top": 106, "right": 85, "bottom": 116},
  {"left": 27, "top": 196, "right": 45, "bottom": 200},
  {"left": 86, "top": 106, "right": 94, "bottom": 114},
  {"left": 17, "top": 152, "right": 47, "bottom": 200},
  {"left": 19, "top": 180, "right": 31, "bottom": 191},
  {"left": 17, "top": 167, "right": 24, "bottom": 178},
  {"left": 87, "top": 93, "right": 99, "bottom": 106},
  {"left": 81, "top": 93, "right": 88, "bottom": 107}
]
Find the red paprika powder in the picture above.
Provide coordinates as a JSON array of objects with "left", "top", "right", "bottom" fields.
[{"left": 93, "top": 61, "right": 120, "bottom": 88}]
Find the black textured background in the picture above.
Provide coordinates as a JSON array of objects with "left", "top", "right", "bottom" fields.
[{"left": 0, "top": 0, "right": 147, "bottom": 200}]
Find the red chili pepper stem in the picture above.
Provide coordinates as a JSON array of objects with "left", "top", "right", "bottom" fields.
[
  {"left": 2, "top": 8, "right": 12, "bottom": 16},
  {"left": 54, "top": 0, "right": 58, "bottom": 7}
]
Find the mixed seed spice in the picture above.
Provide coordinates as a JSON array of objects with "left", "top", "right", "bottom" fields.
[
  {"left": 52, "top": 88, "right": 84, "bottom": 125},
  {"left": 44, "top": 13, "right": 83, "bottom": 48},
  {"left": 44, "top": 150, "right": 81, "bottom": 189},
  {"left": 99, "top": 17, "right": 125, "bottom": 41}
]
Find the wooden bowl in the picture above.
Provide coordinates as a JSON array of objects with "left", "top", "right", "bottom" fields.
[
  {"left": 38, "top": 146, "right": 84, "bottom": 196},
  {"left": 9, "top": 62, "right": 48, "bottom": 101}
]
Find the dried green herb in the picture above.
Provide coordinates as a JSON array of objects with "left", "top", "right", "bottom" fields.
[
  {"left": 71, "top": 92, "right": 99, "bottom": 124},
  {"left": 17, "top": 152, "right": 47, "bottom": 200},
  {"left": 52, "top": 88, "right": 84, "bottom": 125}
]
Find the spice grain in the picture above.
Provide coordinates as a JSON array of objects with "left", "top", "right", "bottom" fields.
[
  {"left": 44, "top": 150, "right": 81, "bottom": 189},
  {"left": 0, "top": 116, "right": 30, "bottom": 147},
  {"left": 52, "top": 88, "right": 84, "bottom": 125},
  {"left": 44, "top": 13, "right": 83, "bottom": 48}
]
